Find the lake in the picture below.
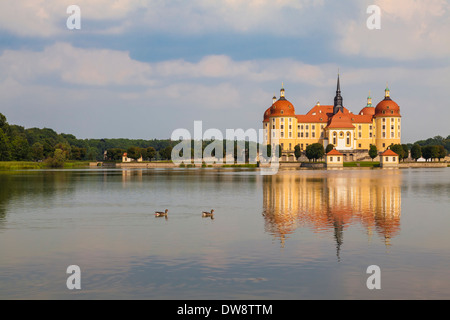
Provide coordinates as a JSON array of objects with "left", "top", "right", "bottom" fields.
[{"left": 0, "top": 167, "right": 449, "bottom": 299}]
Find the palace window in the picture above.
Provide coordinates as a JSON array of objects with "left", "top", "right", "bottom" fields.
[
  {"left": 312, "top": 125, "right": 315, "bottom": 130},
  {"left": 391, "top": 132, "right": 394, "bottom": 138},
  {"left": 346, "top": 132, "right": 350, "bottom": 145},
  {"left": 281, "top": 125, "right": 284, "bottom": 129},
  {"left": 312, "top": 132, "right": 315, "bottom": 138},
  {"left": 383, "top": 132, "right": 386, "bottom": 138},
  {"left": 358, "top": 132, "right": 362, "bottom": 138},
  {"left": 301, "top": 132, "right": 304, "bottom": 138},
  {"left": 306, "top": 132, "right": 309, "bottom": 138},
  {"left": 298, "top": 132, "right": 300, "bottom": 138},
  {"left": 289, "top": 125, "right": 292, "bottom": 130},
  {"left": 281, "top": 132, "right": 284, "bottom": 137},
  {"left": 289, "top": 132, "right": 292, "bottom": 138},
  {"left": 306, "top": 125, "right": 309, "bottom": 130},
  {"left": 330, "top": 157, "right": 333, "bottom": 161},
  {"left": 281, "top": 118, "right": 284, "bottom": 122}
]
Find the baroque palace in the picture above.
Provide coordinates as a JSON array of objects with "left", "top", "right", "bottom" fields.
[{"left": 263, "top": 75, "right": 401, "bottom": 159}]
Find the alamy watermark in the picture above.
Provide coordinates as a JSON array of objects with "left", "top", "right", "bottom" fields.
[
  {"left": 66, "top": 5, "right": 81, "bottom": 30},
  {"left": 366, "top": 5, "right": 381, "bottom": 30},
  {"left": 170, "top": 121, "right": 280, "bottom": 175},
  {"left": 366, "top": 265, "right": 381, "bottom": 290},
  {"left": 66, "top": 265, "right": 81, "bottom": 290}
]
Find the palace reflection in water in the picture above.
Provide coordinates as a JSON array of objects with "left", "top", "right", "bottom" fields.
[{"left": 262, "top": 169, "right": 402, "bottom": 254}]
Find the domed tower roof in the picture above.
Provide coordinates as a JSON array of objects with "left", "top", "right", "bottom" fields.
[
  {"left": 359, "top": 91, "right": 375, "bottom": 116},
  {"left": 374, "top": 84, "right": 401, "bottom": 117},
  {"left": 268, "top": 84, "right": 296, "bottom": 117}
]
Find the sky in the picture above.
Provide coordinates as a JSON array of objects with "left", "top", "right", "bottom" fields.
[{"left": 0, "top": 0, "right": 449, "bottom": 143}]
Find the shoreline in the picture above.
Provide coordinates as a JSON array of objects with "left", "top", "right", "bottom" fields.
[{"left": 0, "top": 160, "right": 447, "bottom": 172}]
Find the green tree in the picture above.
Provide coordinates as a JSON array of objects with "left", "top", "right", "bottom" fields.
[
  {"left": 294, "top": 144, "right": 301, "bottom": 159},
  {"left": 106, "top": 148, "right": 125, "bottom": 161},
  {"left": 369, "top": 144, "right": 378, "bottom": 161},
  {"left": 422, "top": 145, "right": 434, "bottom": 161},
  {"left": 410, "top": 144, "right": 422, "bottom": 162},
  {"left": 305, "top": 143, "right": 325, "bottom": 162},
  {"left": 145, "top": 147, "right": 156, "bottom": 161},
  {"left": 0, "top": 128, "right": 11, "bottom": 161},
  {"left": 0, "top": 113, "right": 7, "bottom": 129},
  {"left": 10, "top": 136, "right": 30, "bottom": 161},
  {"left": 437, "top": 145, "right": 447, "bottom": 161},
  {"left": 265, "top": 144, "right": 272, "bottom": 158},
  {"left": 45, "top": 148, "right": 66, "bottom": 168},
  {"left": 70, "top": 146, "right": 87, "bottom": 160},
  {"left": 325, "top": 144, "right": 335, "bottom": 154},
  {"left": 160, "top": 146, "right": 173, "bottom": 160},
  {"left": 31, "top": 142, "right": 44, "bottom": 161},
  {"left": 401, "top": 144, "right": 409, "bottom": 161},
  {"left": 390, "top": 144, "right": 405, "bottom": 160},
  {"left": 126, "top": 146, "right": 142, "bottom": 160}
]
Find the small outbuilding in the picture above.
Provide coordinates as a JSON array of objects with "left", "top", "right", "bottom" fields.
[
  {"left": 326, "top": 149, "right": 343, "bottom": 168},
  {"left": 380, "top": 149, "right": 399, "bottom": 168}
]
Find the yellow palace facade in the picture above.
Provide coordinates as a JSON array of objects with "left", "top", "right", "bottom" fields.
[{"left": 263, "top": 75, "right": 401, "bottom": 155}]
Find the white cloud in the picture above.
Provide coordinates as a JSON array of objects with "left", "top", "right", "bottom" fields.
[
  {"left": 0, "top": 43, "right": 153, "bottom": 86},
  {"left": 0, "top": 0, "right": 324, "bottom": 37},
  {"left": 0, "top": 42, "right": 448, "bottom": 141},
  {"left": 336, "top": 0, "right": 450, "bottom": 60}
]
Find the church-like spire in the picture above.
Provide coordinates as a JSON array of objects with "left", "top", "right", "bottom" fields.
[
  {"left": 385, "top": 82, "right": 391, "bottom": 99},
  {"left": 280, "top": 82, "right": 286, "bottom": 100},
  {"left": 333, "top": 73, "right": 344, "bottom": 114},
  {"left": 366, "top": 90, "right": 373, "bottom": 107}
]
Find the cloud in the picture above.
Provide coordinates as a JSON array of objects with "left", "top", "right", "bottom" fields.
[
  {"left": 336, "top": 0, "right": 450, "bottom": 60},
  {"left": 0, "top": 41, "right": 448, "bottom": 141},
  {"left": 0, "top": 42, "right": 153, "bottom": 86},
  {"left": 0, "top": 0, "right": 325, "bottom": 37}
]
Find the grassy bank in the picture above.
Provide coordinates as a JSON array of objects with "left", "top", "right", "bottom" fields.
[
  {"left": 0, "top": 161, "right": 92, "bottom": 171},
  {"left": 0, "top": 161, "right": 46, "bottom": 170},
  {"left": 343, "top": 161, "right": 380, "bottom": 167},
  {"left": 221, "top": 163, "right": 258, "bottom": 168}
]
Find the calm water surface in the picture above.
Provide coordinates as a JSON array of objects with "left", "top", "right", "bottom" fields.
[{"left": 0, "top": 167, "right": 449, "bottom": 299}]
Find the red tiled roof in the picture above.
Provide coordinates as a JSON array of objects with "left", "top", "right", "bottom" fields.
[
  {"left": 375, "top": 98, "right": 401, "bottom": 117},
  {"left": 381, "top": 149, "right": 398, "bottom": 156},
  {"left": 327, "top": 149, "right": 343, "bottom": 156},
  {"left": 326, "top": 110, "right": 355, "bottom": 128}
]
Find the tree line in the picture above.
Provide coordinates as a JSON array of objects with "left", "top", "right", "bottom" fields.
[{"left": 0, "top": 112, "right": 448, "bottom": 164}]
